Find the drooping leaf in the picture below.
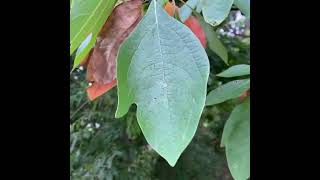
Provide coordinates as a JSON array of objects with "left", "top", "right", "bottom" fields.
[
  {"left": 87, "top": 79, "right": 117, "bottom": 101},
  {"left": 206, "top": 79, "right": 250, "bottom": 106},
  {"left": 179, "top": 0, "right": 198, "bottom": 22},
  {"left": 116, "top": 0, "right": 209, "bottom": 166},
  {"left": 70, "top": 0, "right": 117, "bottom": 55},
  {"left": 198, "top": 14, "right": 228, "bottom": 64},
  {"left": 86, "top": 0, "right": 143, "bottom": 85},
  {"left": 221, "top": 98, "right": 250, "bottom": 180},
  {"left": 201, "top": 0, "right": 234, "bottom": 26},
  {"left": 234, "top": 0, "right": 250, "bottom": 18},
  {"left": 217, "top": 64, "right": 250, "bottom": 77}
]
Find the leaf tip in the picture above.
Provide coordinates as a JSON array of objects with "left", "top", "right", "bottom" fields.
[
  {"left": 156, "top": 149, "right": 180, "bottom": 167},
  {"left": 167, "top": 158, "right": 178, "bottom": 167}
]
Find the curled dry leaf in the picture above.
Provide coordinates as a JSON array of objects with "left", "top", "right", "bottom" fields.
[
  {"left": 87, "top": 0, "right": 143, "bottom": 85},
  {"left": 84, "top": 0, "right": 143, "bottom": 100}
]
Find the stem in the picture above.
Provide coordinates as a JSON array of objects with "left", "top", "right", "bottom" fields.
[{"left": 70, "top": 100, "right": 90, "bottom": 120}]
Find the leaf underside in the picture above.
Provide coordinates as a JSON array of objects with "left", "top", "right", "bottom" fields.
[{"left": 116, "top": 0, "right": 209, "bottom": 166}]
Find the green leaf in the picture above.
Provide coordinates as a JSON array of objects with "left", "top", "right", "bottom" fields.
[
  {"left": 217, "top": 64, "right": 250, "bottom": 77},
  {"left": 200, "top": 0, "right": 234, "bottom": 26},
  {"left": 179, "top": 0, "right": 198, "bottom": 22},
  {"left": 70, "top": 0, "right": 116, "bottom": 55},
  {"left": 195, "top": 2, "right": 202, "bottom": 13},
  {"left": 221, "top": 98, "right": 250, "bottom": 180},
  {"left": 198, "top": 15, "right": 228, "bottom": 64},
  {"left": 116, "top": 0, "right": 209, "bottom": 166},
  {"left": 206, "top": 79, "right": 250, "bottom": 106},
  {"left": 72, "top": 33, "right": 96, "bottom": 70},
  {"left": 234, "top": 0, "right": 250, "bottom": 18}
]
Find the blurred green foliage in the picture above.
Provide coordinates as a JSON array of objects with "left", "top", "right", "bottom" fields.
[{"left": 70, "top": 10, "right": 249, "bottom": 180}]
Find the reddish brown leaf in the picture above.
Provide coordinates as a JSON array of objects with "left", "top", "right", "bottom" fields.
[
  {"left": 184, "top": 16, "right": 207, "bottom": 48},
  {"left": 87, "top": 80, "right": 117, "bottom": 101},
  {"left": 86, "top": 0, "right": 143, "bottom": 85}
]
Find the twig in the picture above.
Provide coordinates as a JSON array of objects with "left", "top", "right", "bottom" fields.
[{"left": 70, "top": 99, "right": 90, "bottom": 120}]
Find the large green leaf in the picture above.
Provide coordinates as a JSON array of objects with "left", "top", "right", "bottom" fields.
[
  {"left": 70, "top": 0, "right": 116, "bottom": 55},
  {"left": 197, "top": 15, "right": 228, "bottom": 64},
  {"left": 221, "top": 98, "right": 250, "bottom": 180},
  {"left": 234, "top": 0, "right": 250, "bottom": 18},
  {"left": 200, "top": 0, "right": 234, "bottom": 26},
  {"left": 217, "top": 64, "right": 250, "bottom": 77},
  {"left": 116, "top": 0, "right": 209, "bottom": 166},
  {"left": 206, "top": 79, "right": 250, "bottom": 106},
  {"left": 179, "top": 0, "right": 198, "bottom": 22}
]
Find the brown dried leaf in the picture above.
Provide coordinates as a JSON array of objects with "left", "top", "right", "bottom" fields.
[
  {"left": 87, "top": 79, "right": 117, "bottom": 101},
  {"left": 86, "top": 0, "right": 143, "bottom": 85}
]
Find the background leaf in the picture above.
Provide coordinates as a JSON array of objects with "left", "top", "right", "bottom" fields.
[
  {"left": 201, "top": 0, "right": 234, "bottom": 26},
  {"left": 179, "top": 0, "right": 198, "bottom": 22},
  {"left": 234, "top": 0, "right": 250, "bottom": 18},
  {"left": 217, "top": 64, "right": 250, "bottom": 77},
  {"left": 221, "top": 98, "right": 250, "bottom": 180},
  {"left": 72, "top": 33, "right": 95, "bottom": 71},
  {"left": 70, "top": 0, "right": 117, "bottom": 55},
  {"left": 116, "top": 0, "right": 209, "bottom": 166},
  {"left": 164, "top": 2, "right": 206, "bottom": 48},
  {"left": 198, "top": 14, "right": 228, "bottom": 64},
  {"left": 206, "top": 79, "right": 250, "bottom": 106}
]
